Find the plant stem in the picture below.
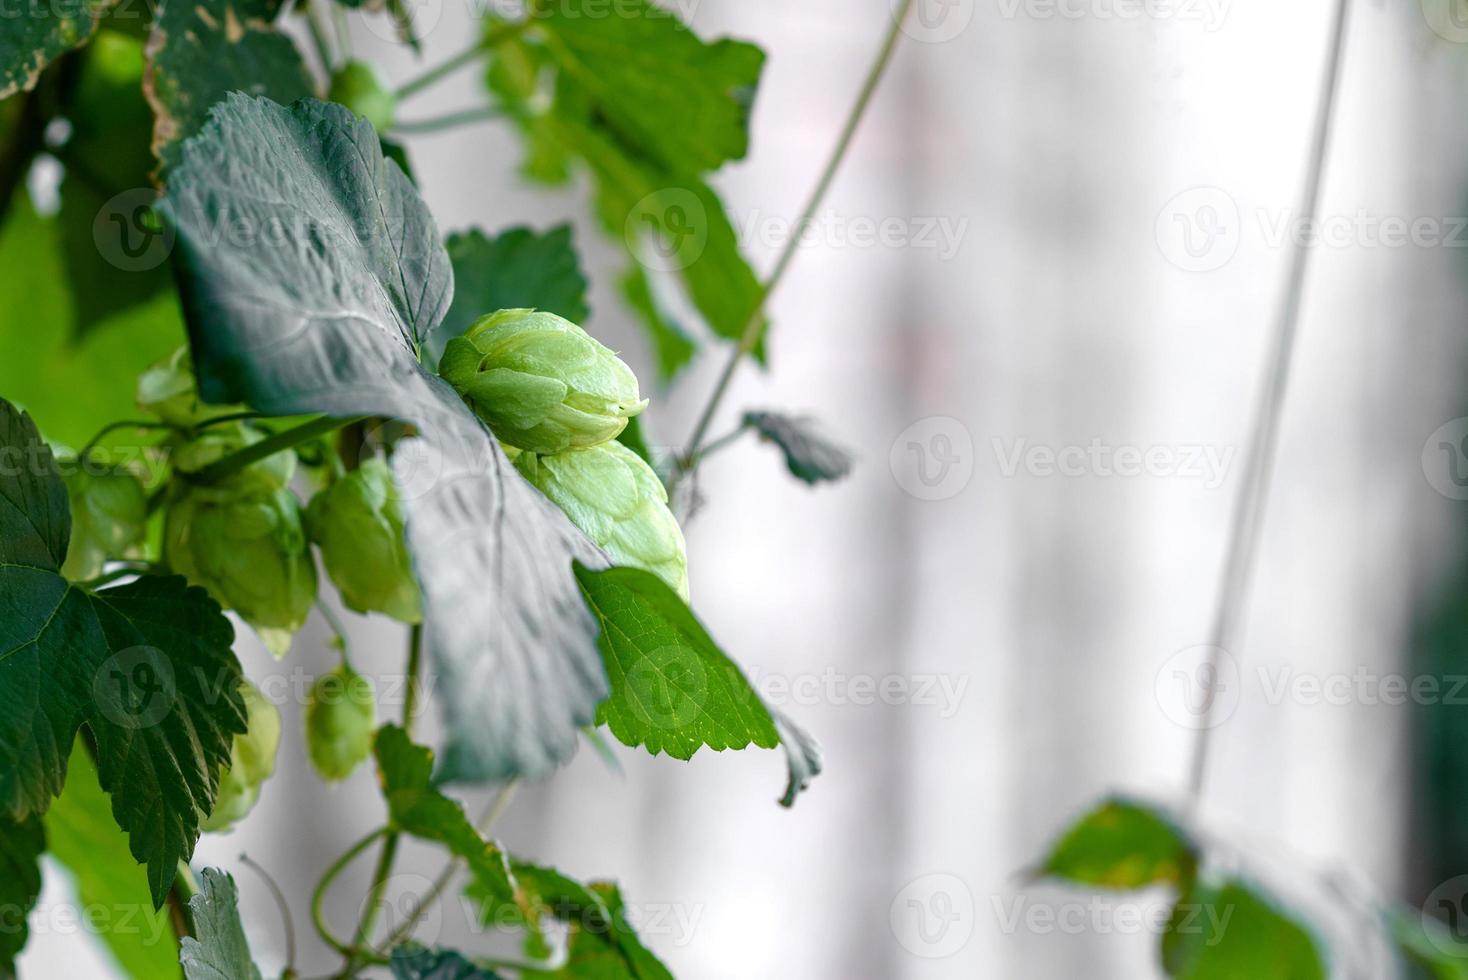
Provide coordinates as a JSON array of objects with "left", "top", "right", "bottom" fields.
[
  {"left": 190, "top": 415, "right": 366, "bottom": 484},
  {"left": 312, "top": 827, "right": 390, "bottom": 959},
  {"left": 674, "top": 0, "right": 915, "bottom": 481},
  {"left": 395, "top": 20, "right": 529, "bottom": 100},
  {"left": 240, "top": 853, "right": 298, "bottom": 975},
  {"left": 401, "top": 622, "right": 425, "bottom": 730},
  {"left": 1186, "top": 0, "right": 1353, "bottom": 802},
  {"left": 79, "top": 420, "right": 178, "bottom": 460},
  {"left": 391, "top": 106, "right": 503, "bottom": 135},
  {"left": 305, "top": 1, "right": 336, "bottom": 75}
]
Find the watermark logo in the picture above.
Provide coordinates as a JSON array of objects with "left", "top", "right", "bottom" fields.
[
  {"left": 1155, "top": 187, "right": 1241, "bottom": 272},
  {"left": 897, "top": 0, "right": 975, "bottom": 43},
  {"left": 361, "top": 0, "right": 444, "bottom": 44},
  {"left": 1422, "top": 0, "right": 1468, "bottom": 43},
  {"left": 95, "top": 188, "right": 173, "bottom": 272},
  {"left": 627, "top": 188, "right": 709, "bottom": 273},
  {"left": 992, "top": 437, "right": 1233, "bottom": 488},
  {"left": 1422, "top": 876, "right": 1468, "bottom": 955},
  {"left": 623, "top": 645, "right": 709, "bottom": 730},
  {"left": 890, "top": 416, "right": 975, "bottom": 501},
  {"left": 1423, "top": 419, "right": 1468, "bottom": 501},
  {"left": 1155, "top": 645, "right": 1239, "bottom": 731},
  {"left": 93, "top": 646, "right": 177, "bottom": 730},
  {"left": 891, "top": 874, "right": 974, "bottom": 958}
]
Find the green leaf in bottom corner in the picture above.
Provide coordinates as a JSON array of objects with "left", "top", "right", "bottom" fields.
[
  {"left": 1039, "top": 797, "right": 1199, "bottom": 891},
  {"left": 45, "top": 742, "right": 179, "bottom": 980},
  {"left": 179, "top": 869, "right": 262, "bottom": 980},
  {"left": 0, "top": 813, "right": 44, "bottom": 977},
  {"left": 1162, "top": 878, "right": 1325, "bottom": 980}
]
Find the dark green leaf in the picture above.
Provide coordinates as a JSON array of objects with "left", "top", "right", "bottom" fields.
[
  {"left": 1040, "top": 797, "right": 1198, "bottom": 890},
  {"left": 59, "top": 32, "right": 170, "bottom": 335},
  {"left": 390, "top": 945, "right": 504, "bottom": 980},
  {"left": 1162, "top": 878, "right": 1326, "bottom": 980},
  {"left": 0, "top": 398, "right": 247, "bottom": 906},
  {"left": 143, "top": 0, "right": 314, "bottom": 170},
  {"left": 432, "top": 224, "right": 591, "bottom": 367},
  {"left": 576, "top": 564, "right": 780, "bottom": 760},
  {"left": 742, "top": 411, "right": 854, "bottom": 485},
  {"left": 158, "top": 94, "right": 608, "bottom": 782},
  {"left": 179, "top": 868, "right": 262, "bottom": 980},
  {"left": 45, "top": 742, "right": 179, "bottom": 979},
  {"left": 0, "top": 813, "right": 44, "bottom": 977},
  {"left": 0, "top": 0, "right": 105, "bottom": 101}
]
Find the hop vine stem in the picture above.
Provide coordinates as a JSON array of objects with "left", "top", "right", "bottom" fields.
[
  {"left": 1185, "top": 0, "right": 1353, "bottom": 803},
  {"left": 674, "top": 0, "right": 916, "bottom": 485}
]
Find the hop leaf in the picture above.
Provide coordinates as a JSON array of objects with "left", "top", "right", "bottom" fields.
[
  {"left": 440, "top": 309, "right": 648, "bottom": 455},
  {"left": 305, "top": 458, "right": 421, "bottom": 624},
  {"left": 305, "top": 663, "right": 376, "bottom": 782},
  {"left": 201, "top": 682, "right": 281, "bottom": 834},
  {"left": 329, "top": 60, "right": 397, "bottom": 132},
  {"left": 60, "top": 469, "right": 148, "bottom": 581},
  {"left": 517, "top": 442, "right": 687, "bottom": 598}
]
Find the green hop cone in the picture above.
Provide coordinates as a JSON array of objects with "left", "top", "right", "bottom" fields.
[
  {"left": 137, "top": 347, "right": 240, "bottom": 428},
  {"left": 60, "top": 469, "right": 148, "bottom": 581},
  {"left": 304, "top": 663, "right": 377, "bottom": 782},
  {"left": 202, "top": 681, "right": 281, "bottom": 833},
  {"left": 304, "top": 458, "right": 421, "bottom": 623},
  {"left": 329, "top": 60, "right": 397, "bottom": 132},
  {"left": 516, "top": 441, "right": 688, "bottom": 598},
  {"left": 440, "top": 309, "right": 649, "bottom": 455}
]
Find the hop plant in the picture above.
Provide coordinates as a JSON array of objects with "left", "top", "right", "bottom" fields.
[
  {"left": 304, "top": 662, "right": 377, "bottom": 782},
  {"left": 202, "top": 681, "right": 281, "bottom": 834},
  {"left": 305, "top": 458, "right": 421, "bottom": 624},
  {"left": 137, "top": 347, "right": 239, "bottom": 429},
  {"left": 516, "top": 441, "right": 688, "bottom": 598},
  {"left": 329, "top": 60, "right": 397, "bottom": 132},
  {"left": 60, "top": 469, "right": 148, "bottom": 581},
  {"left": 440, "top": 309, "right": 648, "bottom": 455},
  {"left": 165, "top": 426, "right": 316, "bottom": 657}
]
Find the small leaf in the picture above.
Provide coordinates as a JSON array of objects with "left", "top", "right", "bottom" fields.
[
  {"left": 179, "top": 868, "right": 262, "bottom": 980},
  {"left": 0, "top": 0, "right": 106, "bottom": 101},
  {"left": 1162, "top": 878, "right": 1326, "bottom": 980},
  {"left": 45, "top": 742, "right": 179, "bottom": 979},
  {"left": 1389, "top": 906, "right": 1468, "bottom": 980},
  {"left": 742, "top": 411, "right": 854, "bottom": 485},
  {"left": 432, "top": 225, "right": 591, "bottom": 367},
  {"left": 143, "top": 0, "right": 314, "bottom": 170},
  {"left": 772, "top": 710, "right": 823, "bottom": 809},
  {"left": 390, "top": 945, "right": 505, "bottom": 979},
  {"left": 159, "top": 94, "right": 609, "bottom": 782},
  {"left": 1040, "top": 797, "right": 1198, "bottom": 890},
  {"left": 0, "top": 398, "right": 248, "bottom": 906},
  {"left": 0, "top": 813, "right": 44, "bottom": 976},
  {"left": 577, "top": 565, "right": 779, "bottom": 760}
]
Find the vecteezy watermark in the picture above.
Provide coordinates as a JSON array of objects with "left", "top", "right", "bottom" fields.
[
  {"left": 994, "top": 0, "right": 1230, "bottom": 31},
  {"left": 890, "top": 416, "right": 975, "bottom": 501},
  {"left": 895, "top": 0, "right": 975, "bottom": 43},
  {"left": 1155, "top": 645, "right": 1240, "bottom": 731},
  {"left": 992, "top": 437, "right": 1234, "bottom": 488},
  {"left": 0, "top": 900, "right": 172, "bottom": 947},
  {"left": 94, "top": 188, "right": 174, "bottom": 272},
  {"left": 746, "top": 667, "right": 970, "bottom": 719},
  {"left": 625, "top": 188, "right": 709, "bottom": 273},
  {"left": 1422, "top": 418, "right": 1468, "bottom": 501},
  {"left": 1156, "top": 186, "right": 1468, "bottom": 272},
  {"left": 733, "top": 209, "right": 969, "bottom": 261},
  {"left": 1255, "top": 666, "right": 1468, "bottom": 708},
  {"left": 991, "top": 894, "right": 1232, "bottom": 941},
  {"left": 891, "top": 874, "right": 974, "bottom": 959},
  {"left": 1421, "top": 876, "right": 1468, "bottom": 955},
  {"left": 1421, "top": 0, "right": 1468, "bottom": 44}
]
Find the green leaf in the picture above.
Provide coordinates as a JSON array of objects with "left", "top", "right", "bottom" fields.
[
  {"left": 143, "top": 0, "right": 314, "bottom": 170},
  {"left": 575, "top": 564, "right": 781, "bottom": 759},
  {"left": 59, "top": 32, "right": 170, "bottom": 335},
  {"left": 1040, "top": 797, "right": 1198, "bottom": 890},
  {"left": 179, "top": 868, "right": 262, "bottom": 980},
  {"left": 1162, "top": 878, "right": 1326, "bottom": 980},
  {"left": 1390, "top": 906, "right": 1468, "bottom": 980},
  {"left": 619, "top": 266, "right": 695, "bottom": 382},
  {"left": 0, "top": 399, "right": 248, "bottom": 906},
  {"left": 390, "top": 945, "right": 505, "bottom": 979},
  {"left": 45, "top": 742, "right": 179, "bottom": 979},
  {"left": 0, "top": 192, "right": 186, "bottom": 448},
  {"left": 0, "top": 813, "right": 44, "bottom": 977},
  {"left": 158, "top": 94, "right": 609, "bottom": 782},
  {"left": 432, "top": 225, "right": 591, "bottom": 367},
  {"left": 742, "top": 411, "right": 854, "bottom": 485},
  {"left": 0, "top": 0, "right": 106, "bottom": 101}
]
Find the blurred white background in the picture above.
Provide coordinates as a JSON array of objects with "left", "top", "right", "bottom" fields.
[{"left": 22, "top": 0, "right": 1468, "bottom": 976}]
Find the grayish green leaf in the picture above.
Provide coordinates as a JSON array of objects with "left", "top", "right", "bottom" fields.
[
  {"left": 742, "top": 411, "right": 854, "bottom": 485},
  {"left": 179, "top": 868, "right": 262, "bottom": 980}
]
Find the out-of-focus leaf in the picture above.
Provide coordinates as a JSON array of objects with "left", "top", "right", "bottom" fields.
[
  {"left": 620, "top": 265, "right": 695, "bottom": 381},
  {"left": 45, "top": 742, "right": 180, "bottom": 979},
  {"left": 0, "top": 400, "right": 248, "bottom": 906},
  {"left": 390, "top": 945, "right": 505, "bottom": 980},
  {"left": 179, "top": 869, "right": 262, "bottom": 980},
  {"left": 1391, "top": 907, "right": 1468, "bottom": 980},
  {"left": 159, "top": 94, "right": 609, "bottom": 782},
  {"left": 0, "top": 813, "right": 44, "bottom": 977},
  {"left": 1162, "top": 878, "right": 1326, "bottom": 980},
  {"left": 771, "top": 710, "right": 822, "bottom": 809},
  {"left": 143, "top": 0, "right": 314, "bottom": 170},
  {"left": 432, "top": 225, "right": 591, "bottom": 367},
  {"left": 742, "top": 411, "right": 854, "bottom": 485},
  {"left": 0, "top": 0, "right": 106, "bottom": 101},
  {"left": 1040, "top": 797, "right": 1198, "bottom": 890}
]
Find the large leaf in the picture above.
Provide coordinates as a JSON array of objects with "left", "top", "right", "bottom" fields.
[
  {"left": 0, "top": 399, "right": 247, "bottom": 906},
  {"left": 45, "top": 742, "right": 179, "bottom": 979},
  {"left": 1162, "top": 878, "right": 1326, "bottom": 980},
  {"left": 178, "top": 868, "right": 262, "bottom": 980},
  {"left": 142, "top": 0, "right": 313, "bottom": 170},
  {"left": 158, "top": 94, "right": 609, "bottom": 782},
  {"left": 432, "top": 224, "right": 591, "bottom": 366},
  {"left": 0, "top": 0, "right": 105, "bottom": 101},
  {"left": 0, "top": 813, "right": 44, "bottom": 977}
]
